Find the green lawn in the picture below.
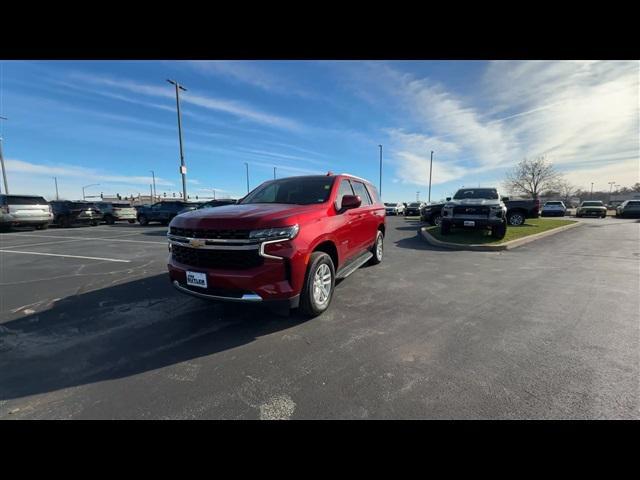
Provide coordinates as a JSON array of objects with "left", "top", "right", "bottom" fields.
[{"left": 426, "top": 218, "right": 577, "bottom": 245}]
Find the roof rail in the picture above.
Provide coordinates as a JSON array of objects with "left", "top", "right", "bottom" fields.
[{"left": 340, "top": 173, "right": 371, "bottom": 184}]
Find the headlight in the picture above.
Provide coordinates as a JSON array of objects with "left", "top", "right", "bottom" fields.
[{"left": 249, "top": 224, "right": 299, "bottom": 241}]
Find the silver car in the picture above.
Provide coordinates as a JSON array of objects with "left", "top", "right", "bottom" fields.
[
  {"left": 384, "top": 202, "right": 405, "bottom": 215},
  {"left": 0, "top": 194, "right": 53, "bottom": 231}
]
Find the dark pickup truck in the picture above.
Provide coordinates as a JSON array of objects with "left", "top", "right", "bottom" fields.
[
  {"left": 504, "top": 198, "right": 540, "bottom": 226},
  {"left": 136, "top": 201, "right": 194, "bottom": 225}
]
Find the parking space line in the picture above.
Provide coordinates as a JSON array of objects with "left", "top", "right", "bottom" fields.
[
  {"left": 0, "top": 239, "right": 87, "bottom": 249},
  {"left": 0, "top": 232, "right": 167, "bottom": 245},
  {"left": 0, "top": 250, "right": 132, "bottom": 263}
]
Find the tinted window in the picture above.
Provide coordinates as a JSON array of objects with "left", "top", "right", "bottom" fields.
[
  {"left": 5, "top": 195, "right": 48, "bottom": 205},
  {"left": 454, "top": 189, "right": 499, "bottom": 200},
  {"left": 546, "top": 202, "right": 562, "bottom": 205},
  {"left": 582, "top": 201, "right": 603, "bottom": 206},
  {"left": 241, "top": 176, "right": 335, "bottom": 205},
  {"left": 351, "top": 181, "right": 372, "bottom": 206},
  {"left": 409, "top": 203, "right": 421, "bottom": 207},
  {"left": 627, "top": 201, "right": 640, "bottom": 205},
  {"left": 336, "top": 179, "right": 355, "bottom": 210}
]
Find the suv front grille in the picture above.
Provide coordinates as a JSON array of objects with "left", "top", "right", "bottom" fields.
[
  {"left": 170, "top": 226, "right": 251, "bottom": 240},
  {"left": 171, "top": 244, "right": 263, "bottom": 270},
  {"left": 453, "top": 206, "right": 490, "bottom": 215}
]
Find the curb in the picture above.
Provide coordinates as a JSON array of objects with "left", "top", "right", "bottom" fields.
[{"left": 420, "top": 221, "right": 582, "bottom": 251}]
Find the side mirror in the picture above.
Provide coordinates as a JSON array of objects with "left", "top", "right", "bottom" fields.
[
  {"left": 501, "top": 196, "right": 510, "bottom": 202},
  {"left": 446, "top": 197, "right": 451, "bottom": 202},
  {"left": 340, "top": 195, "right": 361, "bottom": 211}
]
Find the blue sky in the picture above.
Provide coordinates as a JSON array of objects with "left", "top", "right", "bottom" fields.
[{"left": 1, "top": 60, "right": 638, "bottom": 202}]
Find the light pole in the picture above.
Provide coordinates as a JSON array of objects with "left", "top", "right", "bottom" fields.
[
  {"left": 0, "top": 115, "right": 8, "bottom": 194},
  {"left": 150, "top": 170, "right": 157, "bottom": 200},
  {"left": 54, "top": 177, "right": 59, "bottom": 200},
  {"left": 428, "top": 150, "right": 433, "bottom": 203},
  {"left": 608, "top": 181, "right": 615, "bottom": 205},
  {"left": 273, "top": 166, "right": 277, "bottom": 180},
  {"left": 82, "top": 184, "right": 100, "bottom": 200},
  {"left": 167, "top": 79, "right": 188, "bottom": 201},
  {"left": 378, "top": 145, "right": 383, "bottom": 197},
  {"left": 590, "top": 182, "right": 594, "bottom": 199},
  {"left": 245, "top": 162, "right": 250, "bottom": 193},
  {"left": 416, "top": 191, "right": 420, "bottom": 201}
]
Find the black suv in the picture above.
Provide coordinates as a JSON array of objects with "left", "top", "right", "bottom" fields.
[
  {"left": 50, "top": 201, "right": 104, "bottom": 228},
  {"left": 441, "top": 188, "right": 507, "bottom": 239},
  {"left": 136, "top": 201, "right": 191, "bottom": 225}
]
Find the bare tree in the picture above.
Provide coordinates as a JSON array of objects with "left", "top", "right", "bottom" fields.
[
  {"left": 504, "top": 155, "right": 562, "bottom": 198},
  {"left": 557, "top": 179, "right": 577, "bottom": 204}
]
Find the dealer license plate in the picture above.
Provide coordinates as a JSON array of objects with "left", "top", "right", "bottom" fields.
[
  {"left": 464, "top": 221, "right": 475, "bottom": 227},
  {"left": 186, "top": 271, "right": 207, "bottom": 289}
]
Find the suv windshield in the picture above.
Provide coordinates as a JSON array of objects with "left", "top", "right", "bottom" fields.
[
  {"left": 241, "top": 176, "right": 335, "bottom": 205},
  {"left": 582, "top": 201, "right": 603, "bottom": 206},
  {"left": 409, "top": 202, "right": 421, "bottom": 207},
  {"left": 384, "top": 203, "right": 395, "bottom": 207},
  {"left": 4, "top": 195, "right": 48, "bottom": 205},
  {"left": 453, "top": 189, "right": 499, "bottom": 200}
]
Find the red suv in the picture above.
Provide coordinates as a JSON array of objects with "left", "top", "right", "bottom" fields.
[{"left": 167, "top": 173, "right": 385, "bottom": 316}]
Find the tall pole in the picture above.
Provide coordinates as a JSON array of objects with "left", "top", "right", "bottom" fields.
[
  {"left": 54, "top": 177, "right": 59, "bottom": 200},
  {"left": 416, "top": 191, "right": 420, "bottom": 201},
  {"left": 378, "top": 144, "right": 383, "bottom": 197},
  {"left": 273, "top": 166, "right": 276, "bottom": 180},
  {"left": 428, "top": 150, "right": 433, "bottom": 203},
  {"left": 245, "top": 162, "right": 250, "bottom": 193},
  {"left": 150, "top": 170, "right": 156, "bottom": 200},
  {"left": 0, "top": 115, "right": 8, "bottom": 194},
  {"left": 167, "top": 79, "right": 188, "bottom": 201},
  {"left": 590, "top": 182, "right": 594, "bottom": 199},
  {"left": 608, "top": 181, "right": 615, "bottom": 205}
]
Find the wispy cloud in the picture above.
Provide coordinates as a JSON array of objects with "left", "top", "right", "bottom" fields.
[
  {"left": 6, "top": 158, "right": 174, "bottom": 187},
  {"left": 69, "top": 73, "right": 303, "bottom": 131}
]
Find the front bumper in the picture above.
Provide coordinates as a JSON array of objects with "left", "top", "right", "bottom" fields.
[
  {"left": 171, "top": 279, "right": 300, "bottom": 308},
  {"left": 577, "top": 209, "right": 606, "bottom": 216},
  {"left": 541, "top": 210, "right": 565, "bottom": 216},
  {"left": 443, "top": 216, "right": 504, "bottom": 227},
  {"left": 405, "top": 209, "right": 420, "bottom": 215}
]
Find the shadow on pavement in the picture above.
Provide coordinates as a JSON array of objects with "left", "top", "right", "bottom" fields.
[{"left": 0, "top": 274, "right": 306, "bottom": 401}]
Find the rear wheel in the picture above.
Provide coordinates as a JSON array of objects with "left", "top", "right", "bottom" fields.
[
  {"left": 138, "top": 215, "right": 148, "bottom": 226},
  {"left": 104, "top": 215, "right": 115, "bottom": 225},
  {"left": 59, "top": 216, "right": 71, "bottom": 228},
  {"left": 35, "top": 223, "right": 49, "bottom": 230},
  {"left": 507, "top": 211, "right": 525, "bottom": 226},
  {"left": 369, "top": 230, "right": 384, "bottom": 265},
  {"left": 431, "top": 214, "right": 442, "bottom": 227},
  {"left": 299, "top": 252, "right": 335, "bottom": 317},
  {"left": 128, "top": 219, "right": 135, "bottom": 224}
]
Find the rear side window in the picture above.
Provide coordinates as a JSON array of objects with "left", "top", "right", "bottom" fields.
[
  {"left": 5, "top": 195, "right": 48, "bottom": 205},
  {"left": 628, "top": 201, "right": 640, "bottom": 205},
  {"left": 351, "top": 181, "right": 372, "bottom": 206},
  {"left": 367, "top": 184, "right": 380, "bottom": 204},
  {"left": 335, "top": 179, "right": 355, "bottom": 210}
]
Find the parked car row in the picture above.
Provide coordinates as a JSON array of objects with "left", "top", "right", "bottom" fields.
[{"left": 0, "top": 194, "right": 238, "bottom": 231}]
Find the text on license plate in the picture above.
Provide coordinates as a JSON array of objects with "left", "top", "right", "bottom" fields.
[
  {"left": 463, "top": 220, "right": 475, "bottom": 227},
  {"left": 186, "top": 271, "right": 207, "bottom": 288}
]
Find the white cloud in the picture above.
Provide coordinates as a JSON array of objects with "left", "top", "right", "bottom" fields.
[{"left": 70, "top": 73, "right": 302, "bottom": 131}]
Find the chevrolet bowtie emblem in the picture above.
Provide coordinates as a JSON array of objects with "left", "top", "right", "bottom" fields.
[{"left": 189, "top": 238, "right": 206, "bottom": 248}]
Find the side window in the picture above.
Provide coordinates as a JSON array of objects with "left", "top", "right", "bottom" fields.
[
  {"left": 335, "top": 179, "right": 355, "bottom": 210},
  {"left": 367, "top": 185, "right": 380, "bottom": 204},
  {"left": 352, "top": 181, "right": 372, "bottom": 206}
]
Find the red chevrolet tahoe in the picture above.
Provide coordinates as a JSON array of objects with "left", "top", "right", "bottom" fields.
[{"left": 167, "top": 173, "right": 386, "bottom": 316}]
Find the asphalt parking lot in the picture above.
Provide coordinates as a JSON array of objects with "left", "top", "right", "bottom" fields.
[{"left": 1, "top": 216, "right": 638, "bottom": 419}]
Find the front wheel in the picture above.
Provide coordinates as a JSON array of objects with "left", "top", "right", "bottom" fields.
[
  {"left": 369, "top": 230, "right": 384, "bottom": 265},
  {"left": 299, "top": 252, "right": 336, "bottom": 318},
  {"left": 36, "top": 223, "right": 49, "bottom": 230},
  {"left": 491, "top": 220, "right": 507, "bottom": 239},
  {"left": 431, "top": 214, "right": 442, "bottom": 227},
  {"left": 104, "top": 215, "right": 115, "bottom": 225},
  {"left": 138, "top": 215, "right": 148, "bottom": 226}
]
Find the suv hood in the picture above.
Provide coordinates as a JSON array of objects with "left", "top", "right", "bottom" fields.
[{"left": 171, "top": 203, "right": 325, "bottom": 230}]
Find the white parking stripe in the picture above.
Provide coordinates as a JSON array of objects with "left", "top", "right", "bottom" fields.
[
  {"left": 0, "top": 250, "right": 131, "bottom": 263},
  {"left": 0, "top": 232, "right": 166, "bottom": 245}
]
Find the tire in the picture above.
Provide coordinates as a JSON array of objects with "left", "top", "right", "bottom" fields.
[
  {"left": 507, "top": 211, "right": 525, "bottom": 226},
  {"left": 90, "top": 220, "right": 99, "bottom": 226},
  {"left": 104, "top": 215, "right": 115, "bottom": 225},
  {"left": 431, "top": 214, "right": 442, "bottom": 227},
  {"left": 369, "top": 230, "right": 384, "bottom": 265},
  {"left": 128, "top": 219, "right": 135, "bottom": 224},
  {"left": 138, "top": 215, "right": 148, "bottom": 226},
  {"left": 35, "top": 223, "right": 49, "bottom": 230},
  {"left": 299, "top": 252, "right": 336, "bottom": 317},
  {"left": 491, "top": 220, "right": 507, "bottom": 239},
  {"left": 440, "top": 221, "right": 451, "bottom": 236},
  {"left": 59, "top": 216, "right": 71, "bottom": 228}
]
